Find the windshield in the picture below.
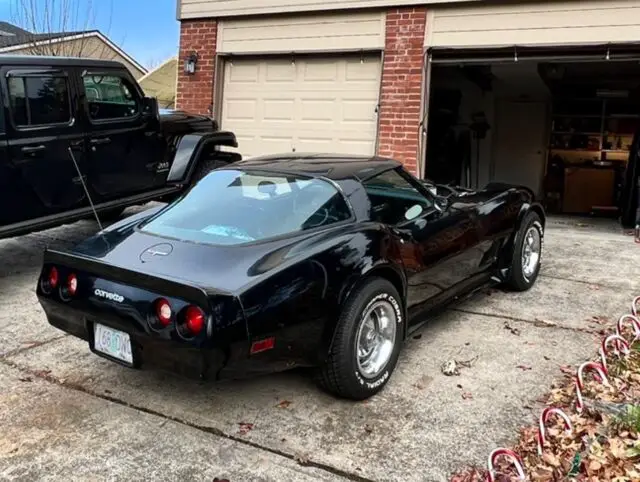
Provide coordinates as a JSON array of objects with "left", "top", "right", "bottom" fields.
[{"left": 140, "top": 169, "right": 352, "bottom": 245}]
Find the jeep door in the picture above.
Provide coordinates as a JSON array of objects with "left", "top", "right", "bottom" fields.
[
  {"left": 1, "top": 65, "right": 88, "bottom": 225},
  {"left": 79, "top": 68, "right": 166, "bottom": 200}
]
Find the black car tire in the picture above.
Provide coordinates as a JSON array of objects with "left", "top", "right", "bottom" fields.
[
  {"left": 317, "top": 278, "right": 404, "bottom": 400},
  {"left": 505, "top": 211, "right": 544, "bottom": 291}
]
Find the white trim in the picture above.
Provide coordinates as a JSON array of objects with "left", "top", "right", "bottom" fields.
[{"left": 0, "top": 30, "right": 147, "bottom": 75}]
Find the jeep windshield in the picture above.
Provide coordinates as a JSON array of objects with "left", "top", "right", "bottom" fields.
[{"left": 139, "top": 169, "right": 352, "bottom": 245}]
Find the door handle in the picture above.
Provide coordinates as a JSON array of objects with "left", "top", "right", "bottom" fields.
[
  {"left": 90, "top": 137, "right": 111, "bottom": 145},
  {"left": 21, "top": 145, "right": 46, "bottom": 154}
]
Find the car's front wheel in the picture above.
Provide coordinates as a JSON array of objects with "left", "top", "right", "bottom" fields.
[
  {"left": 317, "top": 278, "right": 404, "bottom": 400},
  {"left": 505, "top": 211, "right": 544, "bottom": 291}
]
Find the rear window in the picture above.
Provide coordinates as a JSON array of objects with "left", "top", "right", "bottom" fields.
[{"left": 140, "top": 169, "right": 352, "bottom": 245}]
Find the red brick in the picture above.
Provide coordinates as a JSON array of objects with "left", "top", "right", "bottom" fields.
[
  {"left": 376, "top": 7, "right": 427, "bottom": 174},
  {"left": 176, "top": 19, "right": 217, "bottom": 115}
]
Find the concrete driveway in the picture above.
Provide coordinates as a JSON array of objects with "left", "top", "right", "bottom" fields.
[{"left": 1, "top": 207, "right": 638, "bottom": 482}]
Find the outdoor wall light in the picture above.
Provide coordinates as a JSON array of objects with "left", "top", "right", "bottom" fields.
[{"left": 184, "top": 52, "right": 198, "bottom": 75}]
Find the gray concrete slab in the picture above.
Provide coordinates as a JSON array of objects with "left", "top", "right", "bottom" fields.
[
  {"left": 7, "top": 310, "right": 597, "bottom": 482},
  {"left": 541, "top": 221, "right": 640, "bottom": 291},
  {"left": 0, "top": 212, "right": 637, "bottom": 481},
  {"left": 0, "top": 362, "right": 344, "bottom": 482},
  {"left": 457, "top": 275, "right": 636, "bottom": 331}
]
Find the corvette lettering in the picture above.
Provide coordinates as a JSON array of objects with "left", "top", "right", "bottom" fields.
[{"left": 94, "top": 289, "right": 124, "bottom": 303}]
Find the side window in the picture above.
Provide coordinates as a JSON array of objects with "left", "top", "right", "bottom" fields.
[
  {"left": 7, "top": 74, "right": 71, "bottom": 127},
  {"left": 82, "top": 74, "right": 139, "bottom": 121},
  {"left": 363, "top": 169, "right": 433, "bottom": 225}
]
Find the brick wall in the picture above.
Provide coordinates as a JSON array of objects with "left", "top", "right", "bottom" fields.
[
  {"left": 377, "top": 7, "right": 427, "bottom": 175},
  {"left": 175, "top": 19, "right": 217, "bottom": 115}
]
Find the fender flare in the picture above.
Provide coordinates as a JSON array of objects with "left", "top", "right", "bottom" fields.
[
  {"left": 496, "top": 201, "right": 546, "bottom": 275},
  {"left": 319, "top": 261, "right": 408, "bottom": 362},
  {"left": 166, "top": 131, "right": 239, "bottom": 184}
]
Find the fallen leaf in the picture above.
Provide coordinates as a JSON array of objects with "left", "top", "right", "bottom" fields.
[
  {"left": 517, "top": 365, "right": 533, "bottom": 371},
  {"left": 276, "top": 400, "right": 292, "bottom": 409},
  {"left": 461, "top": 391, "right": 473, "bottom": 400},
  {"left": 534, "top": 319, "right": 558, "bottom": 328},
  {"left": 238, "top": 422, "right": 254, "bottom": 435},
  {"left": 504, "top": 322, "right": 521, "bottom": 336}
]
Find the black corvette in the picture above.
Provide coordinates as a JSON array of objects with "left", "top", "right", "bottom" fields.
[{"left": 36, "top": 153, "right": 545, "bottom": 400}]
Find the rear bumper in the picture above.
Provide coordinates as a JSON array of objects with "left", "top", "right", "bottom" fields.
[
  {"left": 41, "top": 297, "right": 230, "bottom": 380},
  {"left": 39, "top": 297, "right": 307, "bottom": 381}
]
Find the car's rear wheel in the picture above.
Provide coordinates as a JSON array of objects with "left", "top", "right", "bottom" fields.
[
  {"left": 505, "top": 211, "right": 543, "bottom": 291},
  {"left": 317, "top": 278, "right": 404, "bottom": 400}
]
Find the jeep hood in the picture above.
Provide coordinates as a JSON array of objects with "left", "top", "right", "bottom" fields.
[{"left": 159, "top": 108, "right": 217, "bottom": 134}]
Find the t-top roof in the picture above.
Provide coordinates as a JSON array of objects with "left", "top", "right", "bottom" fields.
[{"left": 233, "top": 153, "right": 402, "bottom": 182}]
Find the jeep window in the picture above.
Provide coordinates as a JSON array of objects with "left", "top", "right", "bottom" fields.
[
  {"left": 7, "top": 74, "right": 71, "bottom": 127},
  {"left": 140, "top": 169, "right": 352, "bottom": 245},
  {"left": 83, "top": 74, "right": 139, "bottom": 121}
]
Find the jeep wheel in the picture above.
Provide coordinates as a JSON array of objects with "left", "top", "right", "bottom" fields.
[
  {"left": 505, "top": 211, "right": 543, "bottom": 291},
  {"left": 317, "top": 278, "right": 404, "bottom": 400},
  {"left": 192, "top": 151, "right": 241, "bottom": 184}
]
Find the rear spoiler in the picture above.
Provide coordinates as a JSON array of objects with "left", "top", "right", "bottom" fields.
[{"left": 42, "top": 248, "right": 213, "bottom": 308}]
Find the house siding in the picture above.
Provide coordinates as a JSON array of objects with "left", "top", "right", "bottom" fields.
[
  {"left": 178, "top": 0, "right": 471, "bottom": 19},
  {"left": 426, "top": 0, "right": 640, "bottom": 47},
  {"left": 217, "top": 11, "right": 385, "bottom": 54},
  {"left": 10, "top": 36, "right": 145, "bottom": 79}
]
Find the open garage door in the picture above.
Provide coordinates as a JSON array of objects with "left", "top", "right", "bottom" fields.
[{"left": 220, "top": 54, "right": 381, "bottom": 159}]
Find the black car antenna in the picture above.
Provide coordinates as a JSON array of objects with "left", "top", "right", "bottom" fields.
[{"left": 67, "top": 146, "right": 104, "bottom": 232}]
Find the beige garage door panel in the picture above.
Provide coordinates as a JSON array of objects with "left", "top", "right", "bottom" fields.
[{"left": 222, "top": 56, "right": 381, "bottom": 159}]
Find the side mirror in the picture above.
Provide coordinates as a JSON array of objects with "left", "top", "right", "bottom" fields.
[
  {"left": 434, "top": 195, "right": 449, "bottom": 213},
  {"left": 142, "top": 96, "right": 159, "bottom": 119}
]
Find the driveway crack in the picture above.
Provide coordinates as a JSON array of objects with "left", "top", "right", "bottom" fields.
[
  {"left": 451, "top": 308, "right": 603, "bottom": 336},
  {"left": 0, "top": 358, "right": 371, "bottom": 482}
]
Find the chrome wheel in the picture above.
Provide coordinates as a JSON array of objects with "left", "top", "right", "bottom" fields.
[
  {"left": 355, "top": 299, "right": 397, "bottom": 379},
  {"left": 521, "top": 227, "right": 541, "bottom": 280}
]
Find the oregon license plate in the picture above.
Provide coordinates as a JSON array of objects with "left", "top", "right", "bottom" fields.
[{"left": 94, "top": 323, "right": 133, "bottom": 364}]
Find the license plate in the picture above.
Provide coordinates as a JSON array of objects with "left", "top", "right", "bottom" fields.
[{"left": 94, "top": 323, "right": 133, "bottom": 364}]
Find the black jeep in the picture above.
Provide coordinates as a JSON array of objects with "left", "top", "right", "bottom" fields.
[{"left": 0, "top": 56, "right": 239, "bottom": 239}]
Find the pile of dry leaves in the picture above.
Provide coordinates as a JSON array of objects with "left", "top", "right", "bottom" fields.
[{"left": 451, "top": 342, "right": 640, "bottom": 481}]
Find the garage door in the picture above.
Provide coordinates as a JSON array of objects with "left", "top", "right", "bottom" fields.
[{"left": 220, "top": 55, "right": 381, "bottom": 158}]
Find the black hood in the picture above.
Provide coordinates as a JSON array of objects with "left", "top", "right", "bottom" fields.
[{"left": 159, "top": 108, "right": 218, "bottom": 135}]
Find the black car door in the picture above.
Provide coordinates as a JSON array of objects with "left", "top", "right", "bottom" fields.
[
  {"left": 2, "top": 65, "right": 88, "bottom": 222},
  {"left": 362, "top": 168, "right": 482, "bottom": 325},
  {"left": 79, "top": 68, "right": 165, "bottom": 200}
]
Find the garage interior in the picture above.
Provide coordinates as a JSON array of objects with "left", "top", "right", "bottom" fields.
[{"left": 424, "top": 46, "right": 640, "bottom": 219}]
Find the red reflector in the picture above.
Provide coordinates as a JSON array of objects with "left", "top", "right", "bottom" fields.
[
  {"left": 155, "top": 298, "right": 172, "bottom": 326},
  {"left": 48, "top": 267, "right": 59, "bottom": 288},
  {"left": 250, "top": 337, "right": 275, "bottom": 355},
  {"left": 67, "top": 273, "right": 78, "bottom": 295},
  {"left": 185, "top": 306, "right": 204, "bottom": 335}
]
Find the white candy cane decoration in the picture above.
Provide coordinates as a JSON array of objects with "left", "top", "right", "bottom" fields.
[
  {"left": 599, "top": 334, "right": 631, "bottom": 374},
  {"left": 486, "top": 448, "right": 525, "bottom": 482},
  {"left": 575, "top": 362, "right": 610, "bottom": 413},
  {"left": 616, "top": 314, "right": 640, "bottom": 345},
  {"left": 536, "top": 407, "right": 573, "bottom": 456},
  {"left": 632, "top": 296, "right": 640, "bottom": 317}
]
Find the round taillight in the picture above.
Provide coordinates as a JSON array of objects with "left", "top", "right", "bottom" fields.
[
  {"left": 48, "top": 267, "right": 59, "bottom": 289},
  {"left": 155, "top": 298, "right": 172, "bottom": 326},
  {"left": 67, "top": 273, "right": 78, "bottom": 295},
  {"left": 185, "top": 306, "right": 205, "bottom": 335}
]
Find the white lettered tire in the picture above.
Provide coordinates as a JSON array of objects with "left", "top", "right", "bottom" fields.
[{"left": 317, "top": 278, "right": 404, "bottom": 400}]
